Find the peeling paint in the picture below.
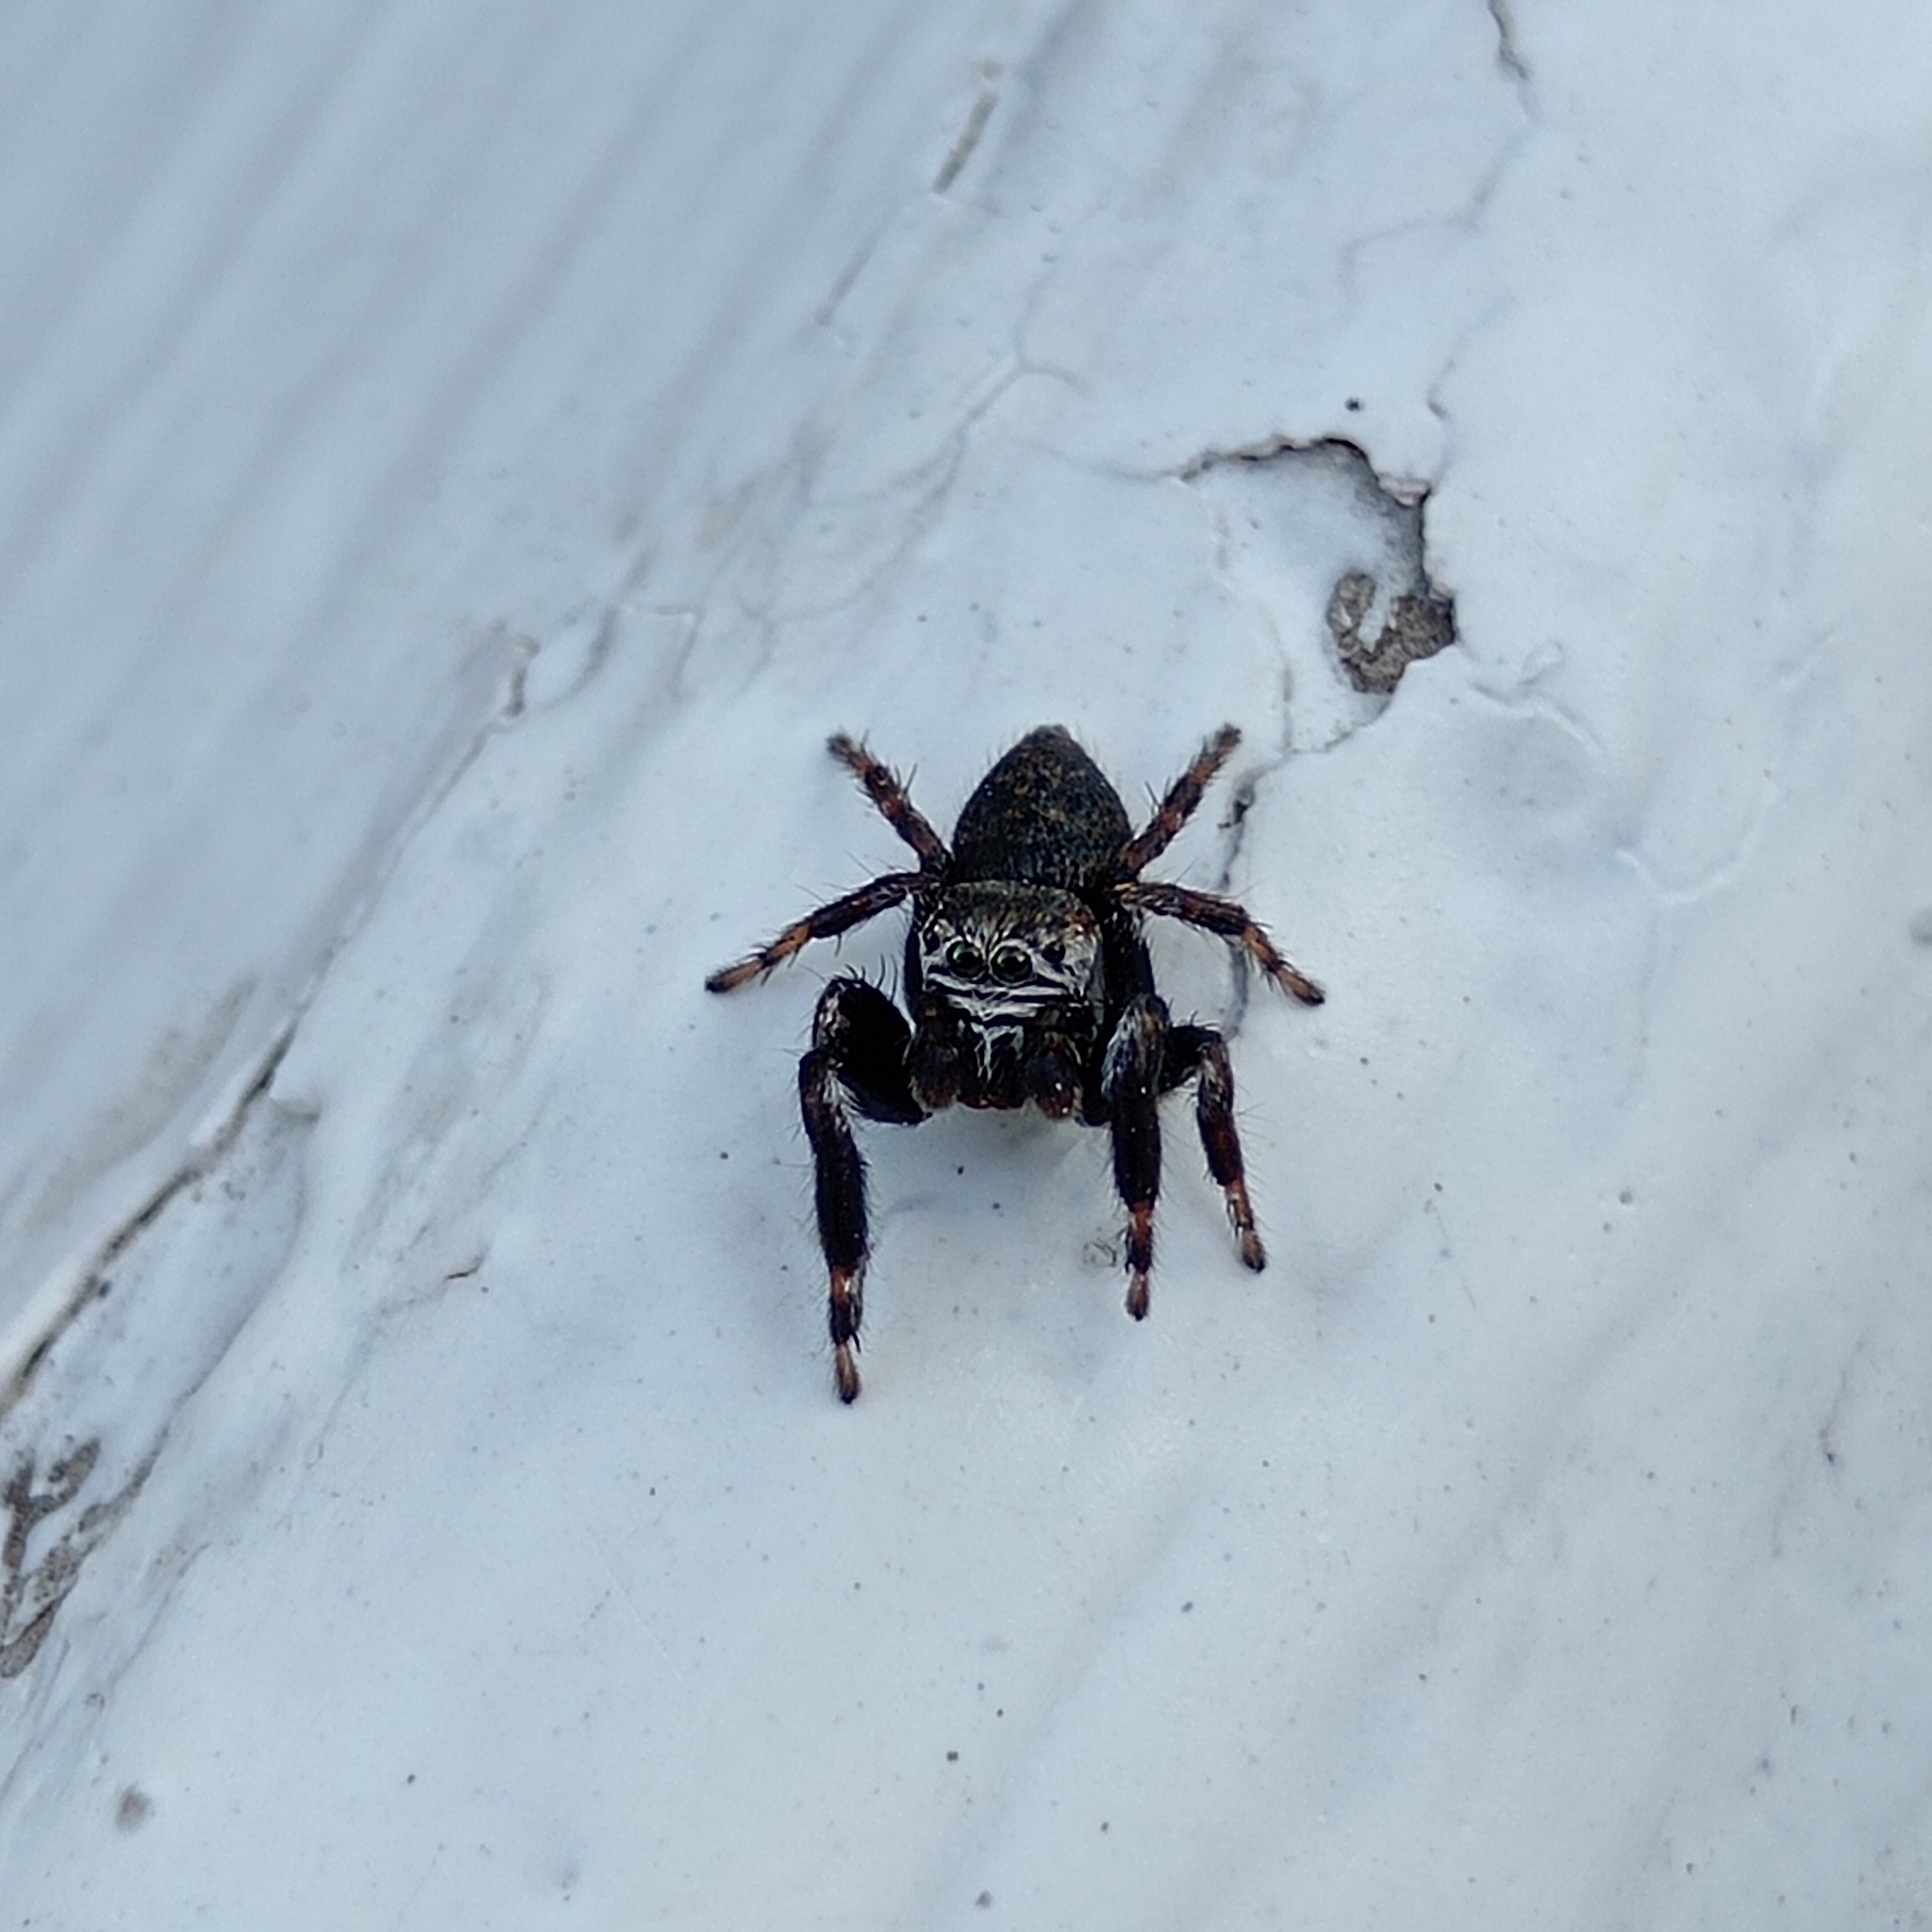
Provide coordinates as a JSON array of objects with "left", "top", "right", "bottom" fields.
[
  {"left": 1182, "top": 436, "right": 1459, "bottom": 749},
  {"left": 0, "top": 1080, "right": 309, "bottom": 1680}
]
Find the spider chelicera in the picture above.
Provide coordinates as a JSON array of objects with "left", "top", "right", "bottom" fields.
[{"left": 706, "top": 724, "right": 1324, "bottom": 1402}]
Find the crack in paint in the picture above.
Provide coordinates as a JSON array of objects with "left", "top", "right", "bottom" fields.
[
  {"left": 0, "top": 1028, "right": 294, "bottom": 1424},
  {"left": 933, "top": 69, "right": 1002, "bottom": 193},
  {"left": 1172, "top": 434, "right": 1460, "bottom": 1026},
  {"left": 0, "top": 619, "right": 567, "bottom": 1684},
  {"left": 0, "top": 1440, "right": 157, "bottom": 1678},
  {"left": 1486, "top": 0, "right": 1529, "bottom": 82}
]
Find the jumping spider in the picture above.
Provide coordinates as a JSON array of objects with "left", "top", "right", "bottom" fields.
[{"left": 707, "top": 724, "right": 1324, "bottom": 1402}]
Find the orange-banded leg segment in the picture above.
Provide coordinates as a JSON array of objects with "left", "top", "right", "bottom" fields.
[
  {"left": 826, "top": 733, "right": 951, "bottom": 869},
  {"left": 1116, "top": 880, "right": 1324, "bottom": 1007},
  {"left": 1119, "top": 724, "right": 1241, "bottom": 876},
  {"left": 705, "top": 871, "right": 923, "bottom": 993},
  {"left": 1165, "top": 1024, "right": 1266, "bottom": 1271}
]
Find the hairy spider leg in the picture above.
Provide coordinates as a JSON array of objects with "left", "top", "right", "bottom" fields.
[
  {"left": 826, "top": 733, "right": 951, "bottom": 870},
  {"left": 1115, "top": 880, "right": 1326, "bottom": 1007},
  {"left": 704, "top": 871, "right": 924, "bottom": 993},
  {"left": 798, "top": 976, "right": 926, "bottom": 1403},
  {"left": 1100, "top": 992, "right": 1171, "bottom": 1321},
  {"left": 1118, "top": 724, "right": 1241, "bottom": 876},
  {"left": 1163, "top": 1024, "right": 1266, "bottom": 1271}
]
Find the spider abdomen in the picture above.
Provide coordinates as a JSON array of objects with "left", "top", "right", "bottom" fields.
[{"left": 948, "top": 725, "right": 1133, "bottom": 892}]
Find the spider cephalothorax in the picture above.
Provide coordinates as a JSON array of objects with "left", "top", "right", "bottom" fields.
[{"left": 707, "top": 724, "right": 1324, "bottom": 1402}]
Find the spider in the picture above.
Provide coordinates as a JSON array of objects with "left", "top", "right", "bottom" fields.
[{"left": 706, "top": 724, "right": 1324, "bottom": 1402}]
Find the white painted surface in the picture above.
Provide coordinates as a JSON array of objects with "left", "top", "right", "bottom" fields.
[{"left": 4, "top": 2, "right": 1931, "bottom": 1925}]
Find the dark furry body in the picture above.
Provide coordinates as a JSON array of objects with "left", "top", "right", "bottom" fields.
[{"left": 707, "top": 724, "right": 1323, "bottom": 1402}]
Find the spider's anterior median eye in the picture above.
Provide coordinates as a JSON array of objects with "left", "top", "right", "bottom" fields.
[
  {"left": 942, "top": 938, "right": 986, "bottom": 978},
  {"left": 990, "top": 942, "right": 1032, "bottom": 984}
]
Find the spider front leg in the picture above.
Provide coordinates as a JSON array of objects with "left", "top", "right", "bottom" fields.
[
  {"left": 1100, "top": 992, "right": 1171, "bottom": 1320},
  {"left": 1115, "top": 880, "right": 1325, "bottom": 1006},
  {"left": 706, "top": 871, "right": 923, "bottom": 992},
  {"left": 1165, "top": 1024, "right": 1266, "bottom": 1271},
  {"left": 826, "top": 733, "right": 951, "bottom": 868},
  {"left": 798, "top": 975, "right": 925, "bottom": 1403},
  {"left": 1119, "top": 724, "right": 1241, "bottom": 876}
]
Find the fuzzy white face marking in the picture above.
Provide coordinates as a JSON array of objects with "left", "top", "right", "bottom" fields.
[{"left": 917, "top": 884, "right": 1101, "bottom": 1025}]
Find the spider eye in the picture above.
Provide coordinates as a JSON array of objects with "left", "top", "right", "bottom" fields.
[
  {"left": 990, "top": 943, "right": 1032, "bottom": 984},
  {"left": 942, "top": 938, "right": 986, "bottom": 978}
]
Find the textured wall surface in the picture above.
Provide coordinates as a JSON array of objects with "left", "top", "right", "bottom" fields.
[{"left": 4, "top": 3, "right": 1932, "bottom": 1925}]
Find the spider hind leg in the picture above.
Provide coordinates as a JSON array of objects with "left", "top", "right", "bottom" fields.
[
  {"left": 1164, "top": 1024, "right": 1266, "bottom": 1271},
  {"left": 1101, "top": 993, "right": 1170, "bottom": 1320},
  {"left": 798, "top": 975, "right": 924, "bottom": 1403}
]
